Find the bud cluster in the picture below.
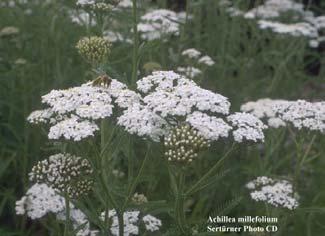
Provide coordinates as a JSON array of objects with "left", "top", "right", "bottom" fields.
[
  {"left": 29, "top": 153, "right": 93, "bottom": 198},
  {"left": 164, "top": 124, "right": 210, "bottom": 164},
  {"left": 76, "top": 36, "right": 111, "bottom": 65}
]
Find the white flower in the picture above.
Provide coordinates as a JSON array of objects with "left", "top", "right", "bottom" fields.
[
  {"left": 137, "top": 9, "right": 181, "bottom": 41},
  {"left": 177, "top": 66, "right": 202, "bottom": 79},
  {"left": 221, "top": 0, "right": 325, "bottom": 48},
  {"left": 76, "top": 0, "right": 95, "bottom": 6},
  {"left": 136, "top": 70, "right": 182, "bottom": 93},
  {"left": 103, "top": 30, "right": 132, "bottom": 44},
  {"left": 120, "top": 71, "right": 265, "bottom": 144},
  {"left": 117, "top": 104, "right": 169, "bottom": 142},
  {"left": 27, "top": 109, "right": 54, "bottom": 124},
  {"left": 242, "top": 99, "right": 325, "bottom": 132},
  {"left": 181, "top": 48, "right": 202, "bottom": 59},
  {"left": 15, "top": 183, "right": 65, "bottom": 220},
  {"left": 101, "top": 209, "right": 162, "bottom": 235},
  {"left": 258, "top": 20, "right": 318, "bottom": 38},
  {"left": 273, "top": 100, "right": 325, "bottom": 133},
  {"left": 48, "top": 116, "right": 99, "bottom": 141},
  {"left": 16, "top": 183, "right": 95, "bottom": 236},
  {"left": 42, "top": 83, "right": 114, "bottom": 117},
  {"left": 57, "top": 207, "right": 94, "bottom": 236},
  {"left": 198, "top": 55, "right": 215, "bottom": 66},
  {"left": 243, "top": 0, "right": 304, "bottom": 20},
  {"left": 247, "top": 176, "right": 299, "bottom": 210},
  {"left": 142, "top": 214, "right": 162, "bottom": 232},
  {"left": 138, "top": 71, "right": 230, "bottom": 116},
  {"left": 116, "top": 0, "right": 132, "bottom": 9},
  {"left": 240, "top": 98, "right": 287, "bottom": 128},
  {"left": 29, "top": 79, "right": 135, "bottom": 141},
  {"left": 70, "top": 10, "right": 96, "bottom": 26},
  {"left": 227, "top": 112, "right": 267, "bottom": 142},
  {"left": 186, "top": 111, "right": 232, "bottom": 141}
]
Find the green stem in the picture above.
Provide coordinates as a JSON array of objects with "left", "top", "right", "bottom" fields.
[
  {"left": 100, "top": 120, "right": 106, "bottom": 152},
  {"left": 122, "top": 144, "right": 151, "bottom": 210},
  {"left": 131, "top": 0, "right": 139, "bottom": 87},
  {"left": 294, "top": 134, "right": 316, "bottom": 188},
  {"left": 99, "top": 120, "right": 122, "bottom": 234},
  {"left": 185, "top": 144, "right": 235, "bottom": 196},
  {"left": 64, "top": 193, "right": 70, "bottom": 236},
  {"left": 175, "top": 171, "right": 188, "bottom": 234}
]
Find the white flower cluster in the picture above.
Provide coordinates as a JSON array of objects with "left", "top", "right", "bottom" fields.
[
  {"left": 241, "top": 98, "right": 287, "bottom": 128},
  {"left": 273, "top": 100, "right": 325, "bottom": 133},
  {"left": 118, "top": 71, "right": 266, "bottom": 143},
  {"left": 227, "top": 112, "right": 267, "bottom": 143},
  {"left": 16, "top": 183, "right": 95, "bottom": 236},
  {"left": 181, "top": 48, "right": 215, "bottom": 66},
  {"left": 243, "top": 0, "right": 305, "bottom": 20},
  {"left": 241, "top": 98, "right": 325, "bottom": 132},
  {"left": 15, "top": 183, "right": 65, "bottom": 220},
  {"left": 258, "top": 20, "right": 318, "bottom": 38},
  {"left": 181, "top": 48, "right": 202, "bottom": 59},
  {"left": 28, "top": 79, "right": 138, "bottom": 141},
  {"left": 70, "top": 10, "right": 95, "bottom": 26},
  {"left": 101, "top": 209, "right": 162, "bottom": 236},
  {"left": 115, "top": 0, "right": 132, "bottom": 9},
  {"left": 76, "top": 0, "right": 121, "bottom": 11},
  {"left": 246, "top": 176, "right": 299, "bottom": 210},
  {"left": 103, "top": 30, "right": 132, "bottom": 44},
  {"left": 220, "top": 0, "right": 325, "bottom": 48},
  {"left": 137, "top": 9, "right": 185, "bottom": 41},
  {"left": 177, "top": 48, "right": 215, "bottom": 79},
  {"left": 76, "top": 0, "right": 96, "bottom": 6},
  {"left": 177, "top": 66, "right": 202, "bottom": 79}
]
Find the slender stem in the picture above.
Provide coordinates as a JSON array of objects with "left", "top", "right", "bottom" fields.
[
  {"left": 64, "top": 192, "right": 70, "bottom": 236},
  {"left": 186, "top": 144, "right": 235, "bottom": 196},
  {"left": 122, "top": 144, "right": 151, "bottom": 210},
  {"left": 100, "top": 120, "right": 106, "bottom": 152},
  {"left": 131, "top": 0, "right": 139, "bottom": 87},
  {"left": 294, "top": 134, "right": 316, "bottom": 188},
  {"left": 127, "top": 137, "right": 134, "bottom": 186},
  {"left": 175, "top": 171, "right": 187, "bottom": 234}
]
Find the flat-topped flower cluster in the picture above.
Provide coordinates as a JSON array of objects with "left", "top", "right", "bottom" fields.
[
  {"left": 241, "top": 98, "right": 325, "bottom": 132},
  {"left": 246, "top": 176, "right": 299, "bottom": 210},
  {"left": 28, "top": 71, "right": 267, "bottom": 144},
  {"left": 118, "top": 71, "right": 267, "bottom": 143},
  {"left": 220, "top": 0, "right": 325, "bottom": 48},
  {"left": 137, "top": 9, "right": 187, "bottom": 41},
  {"left": 28, "top": 79, "right": 139, "bottom": 141}
]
